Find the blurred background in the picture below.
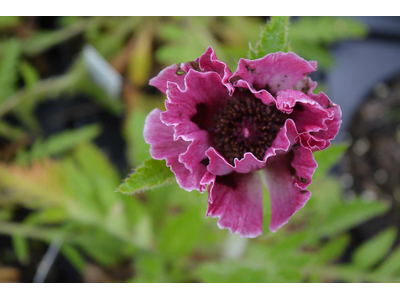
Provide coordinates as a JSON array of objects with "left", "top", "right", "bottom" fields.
[{"left": 0, "top": 16, "right": 400, "bottom": 283}]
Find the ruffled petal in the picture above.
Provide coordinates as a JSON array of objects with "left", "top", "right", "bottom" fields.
[
  {"left": 230, "top": 52, "right": 317, "bottom": 95},
  {"left": 262, "top": 145, "right": 317, "bottom": 232},
  {"left": 143, "top": 108, "right": 207, "bottom": 192},
  {"left": 276, "top": 89, "right": 331, "bottom": 133},
  {"left": 206, "top": 119, "right": 299, "bottom": 176},
  {"left": 199, "top": 47, "right": 233, "bottom": 93},
  {"left": 161, "top": 70, "right": 230, "bottom": 171},
  {"left": 149, "top": 47, "right": 232, "bottom": 94},
  {"left": 204, "top": 171, "right": 264, "bottom": 238},
  {"left": 293, "top": 76, "right": 318, "bottom": 94},
  {"left": 308, "top": 92, "right": 342, "bottom": 147}
]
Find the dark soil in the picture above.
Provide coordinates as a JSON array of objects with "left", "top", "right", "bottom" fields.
[{"left": 340, "top": 75, "right": 400, "bottom": 260}]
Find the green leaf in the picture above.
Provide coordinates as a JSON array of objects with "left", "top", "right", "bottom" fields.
[
  {"left": 19, "top": 61, "right": 39, "bottom": 88},
  {"left": 60, "top": 244, "right": 85, "bottom": 272},
  {"left": 319, "top": 199, "right": 389, "bottom": 236},
  {"left": 0, "top": 16, "right": 21, "bottom": 28},
  {"left": 0, "top": 121, "right": 26, "bottom": 141},
  {"left": 118, "top": 159, "right": 174, "bottom": 195},
  {"left": 16, "top": 125, "right": 101, "bottom": 164},
  {"left": 12, "top": 235, "right": 29, "bottom": 265},
  {"left": 249, "top": 16, "right": 290, "bottom": 59},
  {"left": 196, "top": 261, "right": 268, "bottom": 283},
  {"left": 159, "top": 208, "right": 203, "bottom": 257},
  {"left": 375, "top": 246, "right": 400, "bottom": 276},
  {"left": 289, "top": 17, "right": 367, "bottom": 69},
  {"left": 313, "top": 143, "right": 348, "bottom": 180},
  {"left": 0, "top": 39, "right": 20, "bottom": 103},
  {"left": 133, "top": 254, "right": 165, "bottom": 283},
  {"left": 352, "top": 227, "right": 397, "bottom": 269},
  {"left": 289, "top": 17, "right": 367, "bottom": 46},
  {"left": 128, "top": 23, "right": 153, "bottom": 87},
  {"left": 125, "top": 107, "right": 150, "bottom": 167},
  {"left": 315, "top": 235, "right": 350, "bottom": 264}
]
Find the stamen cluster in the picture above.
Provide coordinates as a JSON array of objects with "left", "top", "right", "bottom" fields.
[{"left": 214, "top": 95, "right": 288, "bottom": 164}]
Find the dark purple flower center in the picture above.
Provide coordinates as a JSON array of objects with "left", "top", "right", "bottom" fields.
[{"left": 213, "top": 95, "right": 288, "bottom": 164}]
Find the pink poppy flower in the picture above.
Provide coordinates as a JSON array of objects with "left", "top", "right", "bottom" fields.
[{"left": 144, "top": 47, "right": 341, "bottom": 238}]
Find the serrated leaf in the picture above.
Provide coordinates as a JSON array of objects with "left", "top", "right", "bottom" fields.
[
  {"left": 249, "top": 16, "right": 290, "bottom": 59},
  {"left": 118, "top": 159, "right": 174, "bottom": 194},
  {"left": 313, "top": 143, "right": 348, "bottom": 180},
  {"left": 352, "top": 227, "right": 397, "bottom": 269}
]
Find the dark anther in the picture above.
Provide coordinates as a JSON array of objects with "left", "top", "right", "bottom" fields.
[{"left": 213, "top": 94, "right": 288, "bottom": 165}]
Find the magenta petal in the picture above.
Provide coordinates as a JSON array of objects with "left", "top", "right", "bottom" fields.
[
  {"left": 230, "top": 52, "right": 317, "bottom": 94},
  {"left": 308, "top": 92, "right": 342, "bottom": 146},
  {"left": 206, "top": 148, "right": 266, "bottom": 176},
  {"left": 199, "top": 47, "right": 233, "bottom": 92},
  {"left": 149, "top": 64, "right": 189, "bottom": 94},
  {"left": 293, "top": 76, "right": 318, "bottom": 94},
  {"left": 276, "top": 89, "right": 331, "bottom": 133},
  {"left": 160, "top": 70, "right": 230, "bottom": 172},
  {"left": 204, "top": 171, "right": 264, "bottom": 238},
  {"left": 149, "top": 47, "right": 232, "bottom": 94},
  {"left": 262, "top": 145, "right": 317, "bottom": 232},
  {"left": 143, "top": 108, "right": 207, "bottom": 192},
  {"left": 161, "top": 70, "right": 230, "bottom": 132}
]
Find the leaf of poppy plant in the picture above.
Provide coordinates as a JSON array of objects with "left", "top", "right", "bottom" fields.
[
  {"left": 352, "top": 227, "right": 397, "bottom": 270},
  {"left": 248, "top": 16, "right": 290, "bottom": 59},
  {"left": 313, "top": 143, "right": 348, "bottom": 181},
  {"left": 118, "top": 158, "right": 175, "bottom": 194}
]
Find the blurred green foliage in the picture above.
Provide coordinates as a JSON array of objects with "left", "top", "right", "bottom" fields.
[
  {"left": 1, "top": 16, "right": 394, "bottom": 283},
  {"left": 249, "top": 16, "right": 290, "bottom": 59}
]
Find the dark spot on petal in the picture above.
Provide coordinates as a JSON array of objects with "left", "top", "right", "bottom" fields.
[
  {"left": 175, "top": 64, "right": 186, "bottom": 76},
  {"left": 245, "top": 63, "right": 256, "bottom": 73},
  {"left": 216, "top": 173, "right": 236, "bottom": 190},
  {"left": 284, "top": 75, "right": 288, "bottom": 78},
  {"left": 277, "top": 84, "right": 281, "bottom": 88},
  {"left": 189, "top": 61, "right": 201, "bottom": 71},
  {"left": 229, "top": 75, "right": 242, "bottom": 84},
  {"left": 200, "top": 158, "right": 210, "bottom": 166},
  {"left": 300, "top": 190, "right": 307, "bottom": 194},
  {"left": 299, "top": 177, "right": 308, "bottom": 183},
  {"left": 327, "top": 101, "right": 334, "bottom": 108}
]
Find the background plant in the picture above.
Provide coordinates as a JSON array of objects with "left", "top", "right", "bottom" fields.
[{"left": 1, "top": 16, "right": 395, "bottom": 283}]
